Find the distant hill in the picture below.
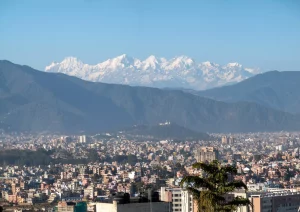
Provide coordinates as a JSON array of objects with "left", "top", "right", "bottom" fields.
[
  {"left": 198, "top": 71, "right": 300, "bottom": 114},
  {"left": 0, "top": 60, "right": 133, "bottom": 133},
  {"left": 1, "top": 60, "right": 300, "bottom": 133},
  {"left": 114, "top": 123, "right": 211, "bottom": 140}
]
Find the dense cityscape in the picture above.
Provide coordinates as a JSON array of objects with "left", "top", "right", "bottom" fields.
[
  {"left": 1, "top": 127, "right": 300, "bottom": 212},
  {"left": 1, "top": 1, "right": 300, "bottom": 212}
]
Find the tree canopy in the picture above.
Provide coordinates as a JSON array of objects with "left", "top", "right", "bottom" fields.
[{"left": 180, "top": 160, "right": 251, "bottom": 212}]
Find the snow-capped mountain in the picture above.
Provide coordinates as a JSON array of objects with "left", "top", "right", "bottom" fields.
[{"left": 45, "top": 54, "right": 260, "bottom": 90}]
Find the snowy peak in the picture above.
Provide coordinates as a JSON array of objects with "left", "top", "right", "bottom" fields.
[
  {"left": 143, "top": 55, "right": 159, "bottom": 69},
  {"left": 226, "top": 62, "right": 241, "bottom": 67},
  {"left": 162, "top": 56, "right": 194, "bottom": 71},
  {"left": 45, "top": 54, "right": 260, "bottom": 90},
  {"left": 201, "top": 61, "right": 216, "bottom": 67},
  {"left": 145, "top": 55, "right": 157, "bottom": 62},
  {"left": 113, "top": 54, "right": 133, "bottom": 63},
  {"left": 45, "top": 62, "right": 58, "bottom": 71},
  {"left": 45, "top": 57, "right": 83, "bottom": 71},
  {"left": 62, "top": 56, "right": 82, "bottom": 63},
  {"left": 171, "top": 56, "right": 194, "bottom": 66},
  {"left": 103, "top": 54, "right": 135, "bottom": 69}
]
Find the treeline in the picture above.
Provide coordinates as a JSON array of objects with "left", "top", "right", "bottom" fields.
[
  {"left": 0, "top": 149, "right": 90, "bottom": 166},
  {"left": 0, "top": 149, "right": 140, "bottom": 166},
  {"left": 112, "top": 155, "right": 138, "bottom": 165},
  {"left": 0, "top": 149, "right": 53, "bottom": 166}
]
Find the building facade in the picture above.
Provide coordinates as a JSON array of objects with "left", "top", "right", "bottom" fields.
[
  {"left": 250, "top": 191, "right": 300, "bottom": 212},
  {"left": 194, "top": 147, "right": 219, "bottom": 163},
  {"left": 160, "top": 187, "right": 194, "bottom": 212},
  {"left": 96, "top": 200, "right": 169, "bottom": 212}
]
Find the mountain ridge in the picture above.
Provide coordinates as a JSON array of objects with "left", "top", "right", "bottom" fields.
[
  {"left": 1, "top": 60, "right": 299, "bottom": 133},
  {"left": 198, "top": 71, "right": 300, "bottom": 114},
  {"left": 45, "top": 55, "right": 260, "bottom": 90}
]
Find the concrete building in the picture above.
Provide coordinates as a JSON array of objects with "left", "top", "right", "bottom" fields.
[
  {"left": 79, "top": 135, "right": 87, "bottom": 143},
  {"left": 160, "top": 187, "right": 194, "bottom": 212},
  {"left": 222, "top": 136, "right": 235, "bottom": 145},
  {"left": 228, "top": 136, "right": 235, "bottom": 144},
  {"left": 250, "top": 191, "right": 300, "bottom": 212},
  {"left": 222, "top": 136, "right": 228, "bottom": 144},
  {"left": 57, "top": 201, "right": 87, "bottom": 212},
  {"left": 96, "top": 200, "right": 168, "bottom": 212},
  {"left": 194, "top": 147, "right": 219, "bottom": 163},
  {"left": 11, "top": 183, "right": 16, "bottom": 194},
  {"left": 247, "top": 183, "right": 267, "bottom": 192},
  {"left": 57, "top": 201, "right": 74, "bottom": 212},
  {"left": 230, "top": 190, "right": 249, "bottom": 212},
  {"left": 275, "top": 144, "right": 285, "bottom": 151},
  {"left": 84, "top": 186, "right": 94, "bottom": 199},
  {"left": 181, "top": 189, "right": 195, "bottom": 212}
]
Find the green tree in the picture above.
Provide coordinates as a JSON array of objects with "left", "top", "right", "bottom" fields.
[
  {"left": 88, "top": 149, "right": 100, "bottom": 162},
  {"left": 253, "top": 154, "right": 262, "bottom": 162},
  {"left": 180, "top": 160, "right": 251, "bottom": 212},
  {"left": 127, "top": 154, "right": 137, "bottom": 165}
]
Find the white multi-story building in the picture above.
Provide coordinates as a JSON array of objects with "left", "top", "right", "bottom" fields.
[
  {"left": 96, "top": 200, "right": 169, "bottom": 212},
  {"left": 181, "top": 189, "right": 194, "bottom": 212},
  {"left": 247, "top": 183, "right": 267, "bottom": 191},
  {"left": 160, "top": 187, "right": 194, "bottom": 212},
  {"left": 79, "top": 135, "right": 86, "bottom": 143}
]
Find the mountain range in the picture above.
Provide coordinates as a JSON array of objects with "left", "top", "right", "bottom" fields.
[
  {"left": 198, "top": 71, "right": 300, "bottom": 114},
  {"left": 1, "top": 60, "right": 299, "bottom": 134},
  {"left": 45, "top": 55, "right": 259, "bottom": 90}
]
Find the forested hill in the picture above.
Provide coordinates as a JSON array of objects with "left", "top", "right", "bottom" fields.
[{"left": 1, "top": 60, "right": 300, "bottom": 133}]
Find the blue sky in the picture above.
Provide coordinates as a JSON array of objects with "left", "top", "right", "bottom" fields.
[{"left": 0, "top": 0, "right": 299, "bottom": 71}]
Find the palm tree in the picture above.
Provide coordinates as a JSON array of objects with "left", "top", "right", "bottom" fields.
[{"left": 180, "top": 160, "right": 251, "bottom": 212}]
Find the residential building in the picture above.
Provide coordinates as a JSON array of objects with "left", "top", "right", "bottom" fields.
[
  {"left": 194, "top": 147, "right": 219, "bottom": 163},
  {"left": 160, "top": 187, "right": 194, "bottom": 212},
  {"left": 250, "top": 191, "right": 300, "bottom": 212},
  {"left": 79, "top": 135, "right": 87, "bottom": 143},
  {"left": 96, "top": 200, "right": 168, "bottom": 212},
  {"left": 57, "top": 201, "right": 87, "bottom": 212}
]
